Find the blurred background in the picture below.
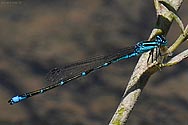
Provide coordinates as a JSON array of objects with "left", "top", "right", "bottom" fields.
[{"left": 0, "top": 0, "right": 188, "bottom": 125}]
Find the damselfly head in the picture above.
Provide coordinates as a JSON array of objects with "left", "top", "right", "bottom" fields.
[{"left": 156, "top": 35, "right": 167, "bottom": 46}]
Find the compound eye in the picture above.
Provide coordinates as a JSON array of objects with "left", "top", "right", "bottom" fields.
[
  {"left": 156, "top": 35, "right": 167, "bottom": 46},
  {"left": 156, "top": 35, "right": 162, "bottom": 42}
]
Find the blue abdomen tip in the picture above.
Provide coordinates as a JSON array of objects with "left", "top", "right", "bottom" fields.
[{"left": 8, "top": 95, "right": 27, "bottom": 105}]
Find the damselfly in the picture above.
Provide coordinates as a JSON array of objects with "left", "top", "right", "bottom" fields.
[{"left": 8, "top": 35, "right": 167, "bottom": 105}]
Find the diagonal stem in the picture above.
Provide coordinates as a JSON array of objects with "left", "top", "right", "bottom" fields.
[{"left": 109, "top": 0, "right": 184, "bottom": 125}]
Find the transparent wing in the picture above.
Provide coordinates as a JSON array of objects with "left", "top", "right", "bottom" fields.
[{"left": 45, "top": 46, "right": 135, "bottom": 84}]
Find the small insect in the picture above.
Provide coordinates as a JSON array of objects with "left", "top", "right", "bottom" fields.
[{"left": 8, "top": 35, "right": 167, "bottom": 105}]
